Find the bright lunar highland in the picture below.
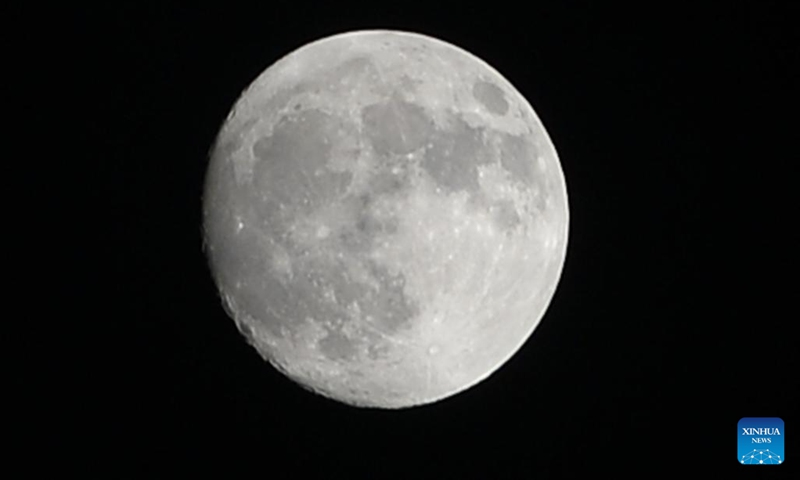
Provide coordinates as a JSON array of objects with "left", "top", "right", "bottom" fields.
[{"left": 202, "top": 30, "right": 569, "bottom": 408}]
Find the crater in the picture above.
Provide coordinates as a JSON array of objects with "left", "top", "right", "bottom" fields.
[
  {"left": 235, "top": 318, "right": 256, "bottom": 343},
  {"left": 399, "top": 74, "right": 420, "bottom": 93},
  {"left": 324, "top": 56, "right": 382, "bottom": 95},
  {"left": 489, "top": 199, "right": 522, "bottom": 232},
  {"left": 366, "top": 339, "right": 391, "bottom": 361},
  {"left": 361, "top": 97, "right": 433, "bottom": 156},
  {"left": 215, "top": 117, "right": 259, "bottom": 160},
  {"left": 473, "top": 80, "right": 509, "bottom": 116},
  {"left": 318, "top": 328, "right": 359, "bottom": 361},
  {"left": 231, "top": 274, "right": 293, "bottom": 339}
]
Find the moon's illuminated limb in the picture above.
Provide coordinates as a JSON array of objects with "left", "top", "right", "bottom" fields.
[{"left": 202, "top": 30, "right": 569, "bottom": 408}]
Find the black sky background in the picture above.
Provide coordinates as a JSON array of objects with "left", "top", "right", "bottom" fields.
[{"left": 26, "top": 1, "right": 797, "bottom": 476}]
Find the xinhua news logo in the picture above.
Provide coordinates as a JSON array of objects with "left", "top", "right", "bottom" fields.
[{"left": 738, "top": 417, "right": 784, "bottom": 465}]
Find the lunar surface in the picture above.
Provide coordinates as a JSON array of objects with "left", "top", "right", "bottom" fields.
[{"left": 202, "top": 30, "right": 569, "bottom": 408}]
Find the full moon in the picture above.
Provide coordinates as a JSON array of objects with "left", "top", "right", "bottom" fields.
[{"left": 202, "top": 30, "right": 569, "bottom": 408}]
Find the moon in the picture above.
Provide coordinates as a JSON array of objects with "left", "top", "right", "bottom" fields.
[{"left": 202, "top": 30, "right": 569, "bottom": 408}]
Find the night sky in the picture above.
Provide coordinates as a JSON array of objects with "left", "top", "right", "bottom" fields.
[{"left": 29, "top": 2, "right": 797, "bottom": 476}]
